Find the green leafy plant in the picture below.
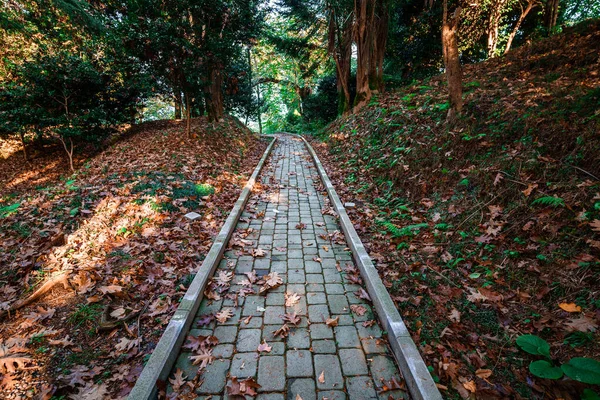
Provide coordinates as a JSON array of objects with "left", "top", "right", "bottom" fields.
[
  {"left": 531, "top": 196, "right": 565, "bottom": 208},
  {"left": 0, "top": 203, "right": 20, "bottom": 218},
  {"left": 516, "top": 334, "right": 600, "bottom": 384}
]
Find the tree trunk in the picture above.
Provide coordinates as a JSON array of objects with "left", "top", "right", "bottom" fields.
[
  {"left": 544, "top": 0, "right": 559, "bottom": 34},
  {"left": 59, "top": 136, "right": 75, "bottom": 172},
  {"left": 256, "top": 82, "right": 263, "bottom": 134},
  {"left": 369, "top": 0, "right": 389, "bottom": 92},
  {"left": 354, "top": 0, "right": 375, "bottom": 111},
  {"left": 487, "top": 0, "right": 508, "bottom": 58},
  {"left": 174, "top": 90, "right": 182, "bottom": 119},
  {"left": 328, "top": 9, "right": 352, "bottom": 115},
  {"left": 504, "top": 0, "right": 537, "bottom": 54},
  {"left": 205, "top": 66, "right": 224, "bottom": 123},
  {"left": 184, "top": 91, "right": 192, "bottom": 138},
  {"left": 19, "top": 131, "right": 28, "bottom": 162},
  {"left": 442, "top": 0, "right": 463, "bottom": 121}
]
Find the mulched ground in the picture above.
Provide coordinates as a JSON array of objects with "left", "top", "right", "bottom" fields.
[{"left": 0, "top": 116, "right": 267, "bottom": 398}]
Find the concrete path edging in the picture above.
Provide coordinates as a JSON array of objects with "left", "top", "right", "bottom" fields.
[
  {"left": 128, "top": 137, "right": 277, "bottom": 400},
  {"left": 301, "top": 136, "right": 443, "bottom": 400}
]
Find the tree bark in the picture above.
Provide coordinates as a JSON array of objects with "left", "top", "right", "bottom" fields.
[
  {"left": 354, "top": 0, "right": 375, "bottom": 111},
  {"left": 487, "top": 0, "right": 508, "bottom": 58},
  {"left": 205, "top": 66, "right": 224, "bottom": 123},
  {"left": 174, "top": 90, "right": 182, "bottom": 119},
  {"left": 184, "top": 91, "right": 192, "bottom": 138},
  {"left": 544, "top": 0, "right": 559, "bottom": 34},
  {"left": 369, "top": 0, "right": 389, "bottom": 92},
  {"left": 504, "top": 0, "right": 537, "bottom": 54},
  {"left": 442, "top": 0, "right": 463, "bottom": 121},
  {"left": 328, "top": 7, "right": 352, "bottom": 114}
]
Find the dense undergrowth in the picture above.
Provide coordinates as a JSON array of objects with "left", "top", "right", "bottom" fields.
[
  {"left": 311, "top": 20, "right": 600, "bottom": 399},
  {"left": 0, "top": 117, "right": 267, "bottom": 398}
]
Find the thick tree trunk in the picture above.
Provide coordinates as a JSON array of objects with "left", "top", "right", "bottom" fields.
[
  {"left": 504, "top": 0, "right": 537, "bottom": 54},
  {"left": 369, "top": 0, "right": 389, "bottom": 92},
  {"left": 328, "top": 9, "right": 352, "bottom": 115},
  {"left": 442, "top": 0, "right": 463, "bottom": 121},
  {"left": 205, "top": 67, "right": 224, "bottom": 123},
  {"left": 544, "top": 0, "right": 559, "bottom": 34},
  {"left": 354, "top": 0, "right": 375, "bottom": 111}
]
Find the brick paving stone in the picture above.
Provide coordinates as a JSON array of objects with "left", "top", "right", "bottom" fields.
[
  {"left": 306, "top": 292, "right": 327, "bottom": 304},
  {"left": 264, "top": 306, "right": 285, "bottom": 325},
  {"left": 308, "top": 304, "right": 330, "bottom": 323},
  {"left": 266, "top": 292, "right": 285, "bottom": 306},
  {"left": 242, "top": 296, "right": 265, "bottom": 316},
  {"left": 346, "top": 376, "right": 378, "bottom": 399},
  {"left": 328, "top": 294, "right": 349, "bottom": 314},
  {"left": 369, "top": 355, "right": 400, "bottom": 384},
  {"left": 213, "top": 344, "right": 234, "bottom": 359},
  {"left": 334, "top": 326, "right": 361, "bottom": 348},
  {"left": 197, "top": 359, "right": 230, "bottom": 394},
  {"left": 339, "top": 349, "right": 369, "bottom": 376},
  {"left": 288, "top": 379, "right": 317, "bottom": 400},
  {"left": 258, "top": 356, "right": 285, "bottom": 392},
  {"left": 213, "top": 325, "right": 237, "bottom": 344},
  {"left": 286, "top": 350, "right": 313, "bottom": 377},
  {"left": 237, "top": 329, "right": 261, "bottom": 352},
  {"left": 318, "top": 391, "right": 347, "bottom": 400},
  {"left": 314, "top": 355, "right": 343, "bottom": 390},
  {"left": 287, "top": 328, "right": 310, "bottom": 349},
  {"left": 312, "top": 340, "right": 336, "bottom": 354},
  {"left": 166, "top": 136, "right": 405, "bottom": 398}
]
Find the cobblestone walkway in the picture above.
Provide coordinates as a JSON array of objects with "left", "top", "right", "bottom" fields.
[{"left": 170, "top": 135, "right": 407, "bottom": 399}]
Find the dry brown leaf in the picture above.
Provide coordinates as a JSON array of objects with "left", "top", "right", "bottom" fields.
[
  {"left": 325, "top": 316, "right": 339, "bottom": 327},
  {"left": 257, "top": 341, "right": 272, "bottom": 353},
  {"left": 169, "top": 368, "right": 187, "bottom": 391},
  {"left": 590, "top": 219, "right": 600, "bottom": 232},
  {"left": 318, "top": 370, "right": 325, "bottom": 383},
  {"left": 350, "top": 304, "right": 367, "bottom": 316},
  {"left": 272, "top": 324, "right": 290, "bottom": 338},
  {"left": 216, "top": 308, "right": 234, "bottom": 323},
  {"left": 285, "top": 292, "right": 301, "bottom": 307}
]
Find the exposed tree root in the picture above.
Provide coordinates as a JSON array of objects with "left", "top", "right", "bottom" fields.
[
  {"left": 0, "top": 273, "right": 71, "bottom": 320},
  {"left": 98, "top": 304, "right": 141, "bottom": 331}
]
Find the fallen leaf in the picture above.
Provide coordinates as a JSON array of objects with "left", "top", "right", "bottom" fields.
[
  {"left": 318, "top": 371, "right": 325, "bottom": 383},
  {"left": 285, "top": 292, "right": 301, "bottom": 307},
  {"left": 559, "top": 302, "right": 582, "bottom": 313},
  {"left": 169, "top": 368, "right": 186, "bottom": 391},
  {"left": 350, "top": 304, "right": 367, "bottom": 316},
  {"left": 272, "top": 324, "right": 290, "bottom": 338},
  {"left": 216, "top": 308, "right": 234, "bottom": 323},
  {"left": 257, "top": 341, "right": 272, "bottom": 353},
  {"left": 325, "top": 316, "right": 339, "bottom": 327}
]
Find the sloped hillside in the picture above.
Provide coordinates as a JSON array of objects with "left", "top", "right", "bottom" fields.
[
  {"left": 311, "top": 20, "right": 600, "bottom": 399},
  {"left": 0, "top": 117, "right": 267, "bottom": 398}
]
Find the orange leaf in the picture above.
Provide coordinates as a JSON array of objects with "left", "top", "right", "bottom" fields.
[{"left": 559, "top": 303, "right": 581, "bottom": 313}]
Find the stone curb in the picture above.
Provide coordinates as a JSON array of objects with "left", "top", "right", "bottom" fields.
[
  {"left": 128, "top": 137, "right": 277, "bottom": 400},
  {"left": 301, "top": 136, "right": 443, "bottom": 400}
]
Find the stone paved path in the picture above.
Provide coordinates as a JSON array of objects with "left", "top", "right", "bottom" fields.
[{"left": 170, "top": 135, "right": 407, "bottom": 399}]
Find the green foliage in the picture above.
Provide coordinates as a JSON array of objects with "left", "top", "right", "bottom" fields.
[
  {"left": 561, "top": 358, "right": 600, "bottom": 385},
  {"left": 531, "top": 196, "right": 565, "bottom": 208},
  {"left": 529, "top": 360, "right": 563, "bottom": 380},
  {"left": 0, "top": 203, "right": 20, "bottom": 218},
  {"left": 516, "top": 334, "right": 600, "bottom": 384},
  {"left": 516, "top": 334, "right": 551, "bottom": 357}
]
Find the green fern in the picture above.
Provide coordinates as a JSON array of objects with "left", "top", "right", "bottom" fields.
[
  {"left": 379, "top": 220, "right": 429, "bottom": 237},
  {"left": 531, "top": 196, "right": 565, "bottom": 208}
]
